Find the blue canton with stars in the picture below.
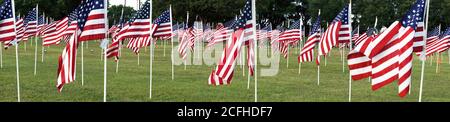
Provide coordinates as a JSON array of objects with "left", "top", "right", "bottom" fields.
[
  {"left": 333, "top": 6, "right": 349, "bottom": 24},
  {"left": 427, "top": 26, "right": 440, "bottom": 37},
  {"left": 77, "top": 0, "right": 104, "bottom": 31},
  {"left": 234, "top": 0, "right": 252, "bottom": 30},
  {"left": 310, "top": 16, "right": 321, "bottom": 35},
  {"left": 38, "top": 15, "right": 45, "bottom": 25},
  {"left": 68, "top": 8, "right": 78, "bottom": 24},
  {"left": 24, "top": 8, "right": 37, "bottom": 26},
  {"left": 153, "top": 10, "right": 170, "bottom": 25},
  {"left": 224, "top": 18, "right": 236, "bottom": 28},
  {"left": 290, "top": 20, "right": 301, "bottom": 30},
  {"left": 0, "top": 0, "right": 13, "bottom": 21},
  {"left": 129, "top": 0, "right": 151, "bottom": 23},
  {"left": 441, "top": 27, "right": 450, "bottom": 38},
  {"left": 401, "top": 0, "right": 425, "bottom": 29}
]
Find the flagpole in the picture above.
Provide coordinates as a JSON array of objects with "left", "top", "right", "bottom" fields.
[
  {"left": 436, "top": 53, "right": 439, "bottom": 73},
  {"left": 103, "top": 0, "right": 109, "bottom": 102},
  {"left": 251, "top": 0, "right": 258, "bottom": 102},
  {"left": 419, "top": 0, "right": 430, "bottom": 102},
  {"left": 348, "top": 0, "right": 353, "bottom": 102},
  {"left": 11, "top": 0, "right": 20, "bottom": 102},
  {"left": 436, "top": 24, "right": 441, "bottom": 73},
  {"left": 317, "top": 9, "right": 321, "bottom": 86},
  {"left": 0, "top": 43, "right": 2, "bottom": 69},
  {"left": 317, "top": 65, "right": 320, "bottom": 85},
  {"left": 149, "top": 0, "right": 154, "bottom": 99},
  {"left": 41, "top": 13, "right": 45, "bottom": 63},
  {"left": 81, "top": 41, "right": 84, "bottom": 86},
  {"left": 298, "top": 17, "right": 303, "bottom": 75},
  {"left": 184, "top": 11, "right": 189, "bottom": 71},
  {"left": 34, "top": 4, "right": 38, "bottom": 76},
  {"left": 116, "top": 0, "right": 126, "bottom": 74},
  {"left": 169, "top": 4, "right": 174, "bottom": 80},
  {"left": 24, "top": 38, "right": 26, "bottom": 51},
  {"left": 342, "top": 45, "right": 345, "bottom": 73},
  {"left": 287, "top": 45, "right": 289, "bottom": 68}
]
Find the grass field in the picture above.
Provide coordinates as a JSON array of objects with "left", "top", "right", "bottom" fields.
[{"left": 0, "top": 38, "right": 449, "bottom": 102}]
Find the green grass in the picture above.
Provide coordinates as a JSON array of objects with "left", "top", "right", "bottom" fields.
[{"left": 0, "top": 38, "right": 449, "bottom": 102}]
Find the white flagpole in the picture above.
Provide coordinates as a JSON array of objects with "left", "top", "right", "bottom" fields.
[
  {"left": 342, "top": 45, "right": 345, "bottom": 73},
  {"left": 101, "top": 48, "right": 103, "bottom": 61},
  {"left": 436, "top": 53, "right": 439, "bottom": 73},
  {"left": 171, "top": 7, "right": 175, "bottom": 80},
  {"left": 34, "top": 4, "right": 38, "bottom": 76},
  {"left": 138, "top": 53, "right": 140, "bottom": 65},
  {"left": 116, "top": 0, "right": 126, "bottom": 74},
  {"left": 0, "top": 43, "right": 2, "bottom": 69},
  {"left": 81, "top": 42, "right": 84, "bottom": 86},
  {"left": 348, "top": 0, "right": 353, "bottom": 102},
  {"left": 419, "top": 0, "right": 430, "bottom": 102},
  {"left": 11, "top": 0, "right": 20, "bottom": 102},
  {"left": 41, "top": 13, "right": 45, "bottom": 63},
  {"left": 163, "top": 39, "right": 166, "bottom": 57},
  {"left": 183, "top": 11, "right": 189, "bottom": 71},
  {"left": 103, "top": 0, "right": 109, "bottom": 102},
  {"left": 251, "top": 0, "right": 258, "bottom": 102},
  {"left": 317, "top": 65, "right": 320, "bottom": 85},
  {"left": 287, "top": 46, "right": 289, "bottom": 68},
  {"left": 436, "top": 24, "right": 441, "bottom": 73},
  {"left": 24, "top": 38, "right": 26, "bottom": 51},
  {"left": 149, "top": 0, "right": 154, "bottom": 98},
  {"left": 298, "top": 17, "right": 304, "bottom": 75},
  {"left": 317, "top": 9, "right": 321, "bottom": 86}
]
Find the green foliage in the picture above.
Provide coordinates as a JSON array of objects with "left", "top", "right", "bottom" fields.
[
  {"left": 3, "top": 0, "right": 450, "bottom": 30},
  {"left": 108, "top": 5, "right": 136, "bottom": 26}
]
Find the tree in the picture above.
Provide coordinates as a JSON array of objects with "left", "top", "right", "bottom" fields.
[{"left": 108, "top": 5, "right": 136, "bottom": 26}]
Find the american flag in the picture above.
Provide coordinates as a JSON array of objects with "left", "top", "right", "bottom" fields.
[
  {"left": 77, "top": 0, "right": 106, "bottom": 42},
  {"left": 435, "top": 27, "right": 450, "bottom": 53},
  {"left": 4, "top": 17, "right": 23, "bottom": 49},
  {"left": 278, "top": 20, "right": 302, "bottom": 43},
  {"left": 116, "top": 0, "right": 151, "bottom": 40},
  {"left": 209, "top": 0, "right": 254, "bottom": 85},
  {"left": 108, "top": 0, "right": 151, "bottom": 60},
  {"left": 347, "top": 33, "right": 376, "bottom": 80},
  {"left": 193, "top": 21, "right": 203, "bottom": 40},
  {"left": 126, "top": 36, "right": 153, "bottom": 54},
  {"left": 395, "top": 0, "right": 425, "bottom": 97},
  {"left": 258, "top": 22, "right": 272, "bottom": 41},
  {"left": 422, "top": 27, "right": 441, "bottom": 56},
  {"left": 37, "top": 15, "right": 46, "bottom": 35},
  {"left": 317, "top": 6, "right": 345, "bottom": 65},
  {"left": 152, "top": 10, "right": 172, "bottom": 38},
  {"left": 177, "top": 27, "right": 195, "bottom": 60},
  {"left": 56, "top": 29, "right": 78, "bottom": 92},
  {"left": 278, "top": 20, "right": 302, "bottom": 58},
  {"left": 206, "top": 19, "right": 235, "bottom": 48},
  {"left": 351, "top": 27, "right": 359, "bottom": 41},
  {"left": 24, "top": 7, "right": 38, "bottom": 39},
  {"left": 335, "top": 6, "right": 350, "bottom": 44},
  {"left": 298, "top": 15, "right": 320, "bottom": 63},
  {"left": 412, "top": 1, "right": 426, "bottom": 52},
  {"left": 62, "top": 9, "right": 78, "bottom": 37},
  {"left": 354, "top": 28, "right": 376, "bottom": 46},
  {"left": 42, "top": 17, "right": 68, "bottom": 46},
  {"left": 0, "top": 0, "right": 16, "bottom": 42},
  {"left": 108, "top": 25, "right": 119, "bottom": 37},
  {"left": 348, "top": 0, "right": 425, "bottom": 97}
]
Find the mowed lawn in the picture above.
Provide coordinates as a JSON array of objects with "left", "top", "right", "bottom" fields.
[{"left": 0, "top": 38, "right": 449, "bottom": 102}]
